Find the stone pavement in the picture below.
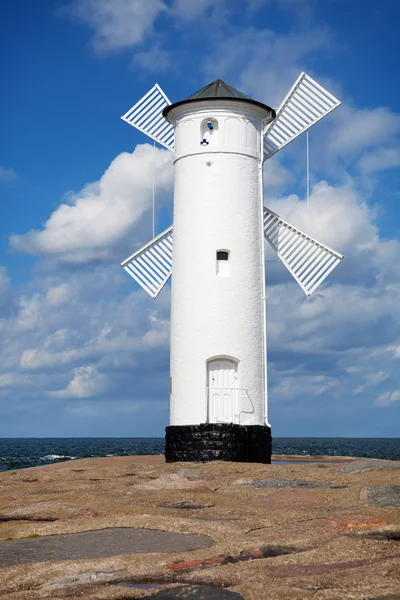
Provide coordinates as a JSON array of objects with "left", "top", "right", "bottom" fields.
[{"left": 0, "top": 454, "right": 399, "bottom": 599}]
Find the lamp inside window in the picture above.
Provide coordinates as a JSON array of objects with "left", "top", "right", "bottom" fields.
[{"left": 201, "top": 118, "right": 218, "bottom": 146}]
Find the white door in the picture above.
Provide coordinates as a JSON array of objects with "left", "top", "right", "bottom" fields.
[{"left": 207, "top": 359, "right": 237, "bottom": 423}]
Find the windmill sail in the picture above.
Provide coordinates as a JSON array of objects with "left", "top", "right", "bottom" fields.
[
  {"left": 263, "top": 72, "right": 341, "bottom": 161},
  {"left": 121, "top": 226, "right": 173, "bottom": 298},
  {"left": 263, "top": 207, "right": 343, "bottom": 296},
  {"left": 121, "top": 84, "right": 175, "bottom": 151}
]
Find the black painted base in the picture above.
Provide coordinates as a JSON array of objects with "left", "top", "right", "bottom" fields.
[{"left": 165, "top": 423, "right": 272, "bottom": 464}]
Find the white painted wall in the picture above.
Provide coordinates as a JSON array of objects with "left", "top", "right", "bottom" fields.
[{"left": 167, "top": 100, "right": 271, "bottom": 427}]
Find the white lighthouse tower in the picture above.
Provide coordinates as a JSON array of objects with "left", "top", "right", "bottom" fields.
[{"left": 120, "top": 76, "right": 343, "bottom": 463}]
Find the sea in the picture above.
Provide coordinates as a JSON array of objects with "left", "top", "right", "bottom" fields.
[{"left": 0, "top": 438, "right": 399, "bottom": 472}]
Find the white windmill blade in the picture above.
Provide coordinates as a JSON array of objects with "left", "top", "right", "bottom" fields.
[
  {"left": 121, "top": 84, "right": 175, "bottom": 151},
  {"left": 263, "top": 207, "right": 343, "bottom": 296},
  {"left": 263, "top": 72, "right": 341, "bottom": 161},
  {"left": 121, "top": 226, "right": 173, "bottom": 299}
]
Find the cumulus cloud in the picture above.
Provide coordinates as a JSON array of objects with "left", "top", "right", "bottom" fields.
[
  {"left": 201, "top": 23, "right": 400, "bottom": 184},
  {"left": 267, "top": 275, "right": 400, "bottom": 414},
  {"left": 0, "top": 263, "right": 171, "bottom": 415},
  {"left": 273, "top": 373, "right": 339, "bottom": 399},
  {"left": 202, "top": 26, "right": 333, "bottom": 107},
  {"left": 3, "top": 3, "right": 399, "bottom": 436},
  {"left": 263, "top": 156, "right": 295, "bottom": 192},
  {"left": 267, "top": 179, "right": 378, "bottom": 253},
  {"left": 49, "top": 365, "right": 106, "bottom": 398},
  {"left": 4, "top": 166, "right": 399, "bottom": 434},
  {"left": 0, "top": 167, "right": 17, "bottom": 182},
  {"left": 10, "top": 144, "right": 173, "bottom": 263},
  {"left": 358, "top": 146, "right": 400, "bottom": 174},
  {"left": 329, "top": 106, "right": 400, "bottom": 157},
  {"left": 262, "top": 176, "right": 400, "bottom": 418},
  {"left": 61, "top": 0, "right": 167, "bottom": 54}
]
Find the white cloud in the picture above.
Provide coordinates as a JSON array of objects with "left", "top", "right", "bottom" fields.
[
  {"left": 262, "top": 176, "right": 400, "bottom": 411},
  {"left": 358, "top": 146, "right": 400, "bottom": 174},
  {"left": 267, "top": 272, "right": 400, "bottom": 409},
  {"left": 45, "top": 283, "right": 72, "bottom": 307},
  {"left": 19, "top": 303, "right": 169, "bottom": 372},
  {"left": 273, "top": 373, "right": 339, "bottom": 399},
  {"left": 132, "top": 44, "right": 172, "bottom": 72},
  {"left": 61, "top": 0, "right": 167, "bottom": 54},
  {"left": 133, "top": 43, "right": 172, "bottom": 72},
  {"left": 21, "top": 345, "right": 82, "bottom": 371},
  {"left": 62, "top": 0, "right": 231, "bottom": 58},
  {"left": 0, "top": 261, "right": 171, "bottom": 408},
  {"left": 2, "top": 171, "right": 399, "bottom": 432},
  {"left": 49, "top": 365, "right": 106, "bottom": 398},
  {"left": 0, "top": 373, "right": 14, "bottom": 388},
  {"left": 375, "top": 391, "right": 400, "bottom": 407},
  {"left": 330, "top": 106, "right": 400, "bottom": 157},
  {"left": 10, "top": 144, "right": 173, "bottom": 263},
  {"left": 201, "top": 23, "right": 400, "bottom": 183},
  {"left": 4, "top": 5, "right": 400, "bottom": 435},
  {"left": 0, "top": 167, "right": 17, "bottom": 182},
  {"left": 263, "top": 155, "right": 295, "bottom": 192},
  {"left": 202, "top": 26, "right": 332, "bottom": 107},
  {"left": 354, "top": 371, "right": 389, "bottom": 395},
  {"left": 267, "top": 179, "right": 377, "bottom": 252},
  {"left": 6, "top": 170, "right": 397, "bottom": 429}
]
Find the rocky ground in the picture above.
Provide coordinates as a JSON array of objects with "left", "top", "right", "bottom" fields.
[{"left": 0, "top": 455, "right": 399, "bottom": 599}]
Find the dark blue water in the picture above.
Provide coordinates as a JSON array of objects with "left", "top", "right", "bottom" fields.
[{"left": 0, "top": 438, "right": 398, "bottom": 472}]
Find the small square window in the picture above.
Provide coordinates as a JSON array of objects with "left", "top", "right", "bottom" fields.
[{"left": 216, "top": 250, "right": 230, "bottom": 277}]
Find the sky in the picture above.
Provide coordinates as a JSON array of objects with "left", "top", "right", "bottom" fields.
[{"left": 0, "top": 0, "right": 399, "bottom": 438}]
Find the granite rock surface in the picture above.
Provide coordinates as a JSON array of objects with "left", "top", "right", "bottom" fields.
[
  {"left": 339, "top": 460, "right": 400, "bottom": 474},
  {"left": 361, "top": 485, "right": 400, "bottom": 507},
  {"left": 0, "top": 453, "right": 399, "bottom": 599}
]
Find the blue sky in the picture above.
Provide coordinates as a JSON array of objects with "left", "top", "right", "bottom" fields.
[{"left": 1, "top": 0, "right": 399, "bottom": 438}]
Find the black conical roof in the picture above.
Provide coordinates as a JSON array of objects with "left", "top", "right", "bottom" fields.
[
  {"left": 186, "top": 79, "right": 251, "bottom": 101},
  {"left": 163, "top": 79, "right": 275, "bottom": 122}
]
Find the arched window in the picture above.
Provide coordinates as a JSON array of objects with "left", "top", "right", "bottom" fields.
[
  {"left": 200, "top": 118, "right": 219, "bottom": 146},
  {"left": 216, "top": 250, "right": 229, "bottom": 261}
]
